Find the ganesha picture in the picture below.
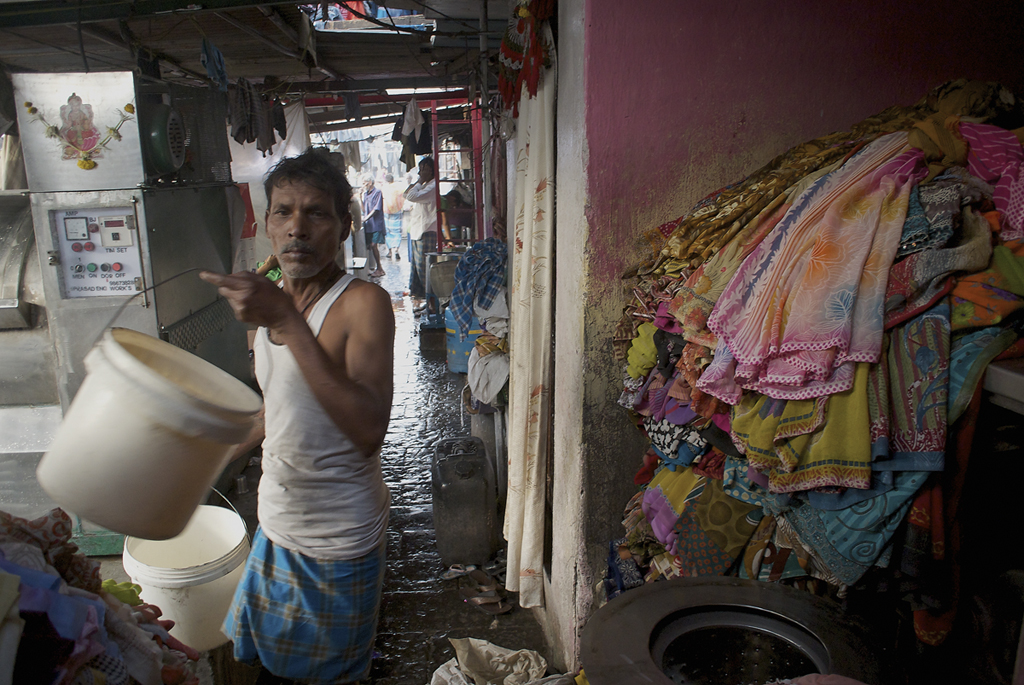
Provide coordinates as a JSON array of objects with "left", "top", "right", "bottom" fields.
[
  {"left": 24, "top": 93, "right": 134, "bottom": 170},
  {"left": 58, "top": 93, "right": 102, "bottom": 160}
]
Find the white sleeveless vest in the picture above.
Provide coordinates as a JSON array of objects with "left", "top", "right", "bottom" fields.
[{"left": 254, "top": 273, "right": 390, "bottom": 559}]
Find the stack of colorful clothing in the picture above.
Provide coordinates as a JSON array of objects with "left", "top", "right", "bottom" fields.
[
  {"left": 612, "top": 79, "right": 1024, "bottom": 647},
  {"left": 0, "top": 508, "right": 203, "bottom": 684}
]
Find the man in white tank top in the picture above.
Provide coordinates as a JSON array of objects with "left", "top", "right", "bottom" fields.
[{"left": 201, "top": 147, "right": 394, "bottom": 684}]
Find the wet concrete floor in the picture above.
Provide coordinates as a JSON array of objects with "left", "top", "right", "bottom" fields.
[{"left": 225, "top": 242, "right": 551, "bottom": 683}]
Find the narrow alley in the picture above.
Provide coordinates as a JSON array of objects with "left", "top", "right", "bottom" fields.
[{"left": 223, "top": 247, "right": 549, "bottom": 684}]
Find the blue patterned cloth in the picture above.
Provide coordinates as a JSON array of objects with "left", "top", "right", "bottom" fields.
[
  {"left": 896, "top": 186, "right": 935, "bottom": 257},
  {"left": 449, "top": 238, "right": 508, "bottom": 341},
  {"left": 947, "top": 325, "right": 1017, "bottom": 422},
  {"left": 224, "top": 528, "right": 385, "bottom": 684},
  {"left": 775, "top": 469, "right": 929, "bottom": 587}
]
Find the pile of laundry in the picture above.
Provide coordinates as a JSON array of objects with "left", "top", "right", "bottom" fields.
[
  {"left": 451, "top": 237, "right": 511, "bottom": 407},
  {"left": 612, "top": 79, "right": 1024, "bottom": 646},
  {"left": 0, "top": 508, "right": 202, "bottom": 685}
]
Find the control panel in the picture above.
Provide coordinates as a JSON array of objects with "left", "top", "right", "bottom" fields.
[{"left": 50, "top": 207, "right": 145, "bottom": 298}]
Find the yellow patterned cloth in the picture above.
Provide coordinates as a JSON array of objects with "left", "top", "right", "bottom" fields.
[
  {"left": 731, "top": 363, "right": 873, "bottom": 493},
  {"left": 626, "top": 322, "right": 658, "bottom": 379},
  {"left": 692, "top": 478, "right": 759, "bottom": 560},
  {"left": 474, "top": 332, "right": 509, "bottom": 356}
]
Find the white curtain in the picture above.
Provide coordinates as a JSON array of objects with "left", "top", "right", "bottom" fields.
[
  {"left": 228, "top": 101, "right": 311, "bottom": 262},
  {"left": 504, "top": 31, "right": 556, "bottom": 609}
]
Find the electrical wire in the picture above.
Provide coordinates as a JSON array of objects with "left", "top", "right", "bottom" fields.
[
  {"left": 77, "top": 0, "right": 90, "bottom": 71},
  {"left": 2, "top": 28, "right": 128, "bottom": 70}
]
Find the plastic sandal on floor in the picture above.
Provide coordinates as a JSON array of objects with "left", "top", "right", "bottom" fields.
[
  {"left": 463, "top": 593, "right": 513, "bottom": 616},
  {"left": 459, "top": 580, "right": 513, "bottom": 616},
  {"left": 440, "top": 564, "right": 477, "bottom": 581},
  {"left": 461, "top": 569, "right": 501, "bottom": 594},
  {"left": 483, "top": 556, "right": 507, "bottom": 587}
]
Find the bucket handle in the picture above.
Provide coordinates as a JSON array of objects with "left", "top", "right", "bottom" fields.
[
  {"left": 88, "top": 267, "right": 210, "bottom": 351},
  {"left": 210, "top": 486, "right": 252, "bottom": 547}
]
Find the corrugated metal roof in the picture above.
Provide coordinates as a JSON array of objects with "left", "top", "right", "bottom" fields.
[{"left": 0, "top": 2, "right": 496, "bottom": 93}]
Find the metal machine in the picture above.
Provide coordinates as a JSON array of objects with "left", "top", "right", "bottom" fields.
[{"left": 0, "top": 71, "right": 251, "bottom": 553}]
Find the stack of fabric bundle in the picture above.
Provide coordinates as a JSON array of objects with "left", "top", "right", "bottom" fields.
[
  {"left": 613, "top": 79, "right": 1024, "bottom": 646},
  {"left": 451, "top": 237, "right": 511, "bottom": 407},
  {"left": 0, "top": 508, "right": 203, "bottom": 684}
]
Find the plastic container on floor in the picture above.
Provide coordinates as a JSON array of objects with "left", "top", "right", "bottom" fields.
[
  {"left": 445, "top": 308, "right": 482, "bottom": 374},
  {"left": 36, "top": 327, "right": 263, "bottom": 540},
  {"left": 122, "top": 504, "right": 250, "bottom": 653},
  {"left": 431, "top": 436, "right": 499, "bottom": 567}
]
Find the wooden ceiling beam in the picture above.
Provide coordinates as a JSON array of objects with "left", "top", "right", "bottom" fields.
[
  {"left": 80, "top": 22, "right": 213, "bottom": 85},
  {"left": 310, "top": 114, "right": 403, "bottom": 134},
  {"left": 283, "top": 76, "right": 465, "bottom": 94}
]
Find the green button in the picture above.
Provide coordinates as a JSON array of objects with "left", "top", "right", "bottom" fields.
[{"left": 86, "top": 263, "right": 97, "bottom": 272}]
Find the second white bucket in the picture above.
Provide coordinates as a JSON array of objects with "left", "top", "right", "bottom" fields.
[
  {"left": 36, "top": 327, "right": 262, "bottom": 540},
  {"left": 123, "top": 504, "right": 250, "bottom": 653}
]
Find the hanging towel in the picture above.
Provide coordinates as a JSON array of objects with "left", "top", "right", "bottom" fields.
[
  {"left": 402, "top": 97, "right": 424, "bottom": 142},
  {"left": 344, "top": 93, "right": 362, "bottom": 122},
  {"left": 200, "top": 38, "right": 229, "bottom": 92},
  {"left": 271, "top": 98, "right": 287, "bottom": 140}
]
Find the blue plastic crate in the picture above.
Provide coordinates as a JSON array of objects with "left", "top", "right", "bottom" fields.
[{"left": 445, "top": 307, "right": 482, "bottom": 373}]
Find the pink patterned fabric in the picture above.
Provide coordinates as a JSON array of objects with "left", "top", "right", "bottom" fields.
[
  {"left": 960, "top": 122, "right": 1024, "bottom": 240},
  {"left": 702, "top": 133, "right": 928, "bottom": 401},
  {"left": 0, "top": 508, "right": 100, "bottom": 592}
]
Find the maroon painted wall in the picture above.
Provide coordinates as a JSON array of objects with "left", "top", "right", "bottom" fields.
[{"left": 584, "top": 0, "right": 1024, "bottom": 283}]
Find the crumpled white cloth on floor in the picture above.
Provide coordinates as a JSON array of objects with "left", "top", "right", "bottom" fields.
[
  {"left": 467, "top": 347, "right": 509, "bottom": 406},
  {"left": 433, "top": 637, "right": 547, "bottom": 685},
  {"left": 430, "top": 658, "right": 473, "bottom": 685}
]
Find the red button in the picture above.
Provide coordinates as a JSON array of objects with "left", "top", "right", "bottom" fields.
[
  {"left": 111, "top": 262, "right": 123, "bottom": 272},
  {"left": 88, "top": 223, "right": 99, "bottom": 233},
  {"left": 83, "top": 242, "right": 95, "bottom": 251},
  {"left": 71, "top": 242, "right": 83, "bottom": 252}
]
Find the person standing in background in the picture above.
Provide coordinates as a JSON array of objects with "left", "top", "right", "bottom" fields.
[
  {"left": 361, "top": 173, "right": 386, "bottom": 278},
  {"left": 381, "top": 172, "right": 404, "bottom": 261},
  {"left": 403, "top": 157, "right": 437, "bottom": 308},
  {"left": 326, "top": 151, "right": 362, "bottom": 274}
]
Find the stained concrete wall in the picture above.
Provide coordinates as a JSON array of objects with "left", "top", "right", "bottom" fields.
[{"left": 547, "top": 0, "right": 1024, "bottom": 670}]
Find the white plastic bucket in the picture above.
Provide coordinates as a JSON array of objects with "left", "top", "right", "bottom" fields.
[
  {"left": 36, "top": 327, "right": 262, "bottom": 540},
  {"left": 123, "top": 504, "right": 250, "bottom": 653}
]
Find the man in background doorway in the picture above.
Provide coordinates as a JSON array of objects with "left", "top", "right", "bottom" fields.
[
  {"left": 361, "top": 173, "right": 386, "bottom": 278},
  {"left": 403, "top": 157, "right": 437, "bottom": 308}
]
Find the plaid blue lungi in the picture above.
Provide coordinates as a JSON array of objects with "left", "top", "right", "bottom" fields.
[{"left": 224, "top": 528, "right": 386, "bottom": 683}]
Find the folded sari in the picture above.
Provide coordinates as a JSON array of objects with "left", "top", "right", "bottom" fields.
[
  {"left": 704, "top": 133, "right": 928, "bottom": 401},
  {"left": 730, "top": 363, "right": 873, "bottom": 494}
]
